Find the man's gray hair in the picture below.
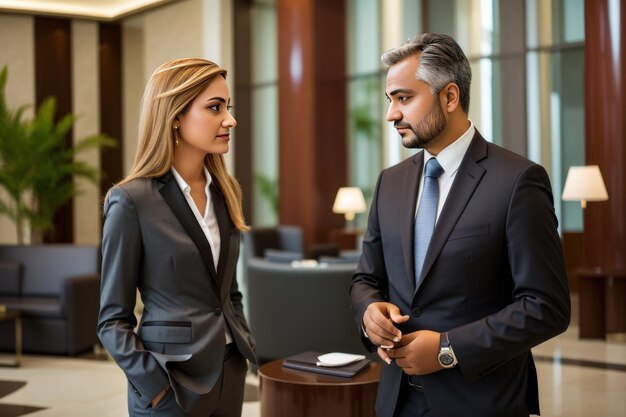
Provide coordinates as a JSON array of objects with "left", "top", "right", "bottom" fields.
[{"left": 382, "top": 33, "right": 472, "bottom": 113}]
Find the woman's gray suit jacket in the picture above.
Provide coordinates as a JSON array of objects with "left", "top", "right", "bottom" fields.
[{"left": 97, "top": 171, "right": 256, "bottom": 413}]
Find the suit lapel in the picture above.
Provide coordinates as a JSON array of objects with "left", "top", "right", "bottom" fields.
[
  {"left": 401, "top": 152, "right": 424, "bottom": 293},
  {"left": 416, "top": 133, "right": 488, "bottom": 289},
  {"left": 210, "top": 183, "right": 238, "bottom": 303},
  {"left": 157, "top": 171, "right": 219, "bottom": 288}
]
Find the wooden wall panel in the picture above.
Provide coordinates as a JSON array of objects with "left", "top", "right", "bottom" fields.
[
  {"left": 99, "top": 23, "right": 124, "bottom": 196},
  {"left": 35, "top": 17, "right": 73, "bottom": 243},
  {"left": 233, "top": 0, "right": 254, "bottom": 223},
  {"left": 583, "top": 0, "right": 626, "bottom": 271},
  {"left": 562, "top": 232, "right": 583, "bottom": 292}
]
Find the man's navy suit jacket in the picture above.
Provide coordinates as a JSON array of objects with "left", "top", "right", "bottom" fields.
[{"left": 350, "top": 132, "right": 570, "bottom": 417}]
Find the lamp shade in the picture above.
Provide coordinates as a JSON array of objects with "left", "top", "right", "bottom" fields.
[
  {"left": 333, "top": 187, "right": 366, "bottom": 221},
  {"left": 562, "top": 165, "right": 609, "bottom": 206}
]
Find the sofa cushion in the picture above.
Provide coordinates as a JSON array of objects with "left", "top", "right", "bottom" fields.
[
  {"left": 0, "top": 245, "right": 99, "bottom": 297},
  {"left": 0, "top": 262, "right": 22, "bottom": 296},
  {"left": 318, "top": 256, "right": 357, "bottom": 265},
  {"left": 339, "top": 250, "right": 362, "bottom": 263},
  {"left": 0, "top": 296, "right": 63, "bottom": 318},
  {"left": 309, "top": 243, "right": 340, "bottom": 260},
  {"left": 264, "top": 249, "right": 302, "bottom": 263}
]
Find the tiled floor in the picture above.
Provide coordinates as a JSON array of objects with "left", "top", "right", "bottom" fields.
[{"left": 0, "top": 295, "right": 625, "bottom": 417}]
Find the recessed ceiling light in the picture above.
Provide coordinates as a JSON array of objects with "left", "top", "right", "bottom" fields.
[{"left": 0, "top": 0, "right": 182, "bottom": 21}]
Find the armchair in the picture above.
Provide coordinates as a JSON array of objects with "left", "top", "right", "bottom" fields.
[
  {"left": 246, "top": 258, "right": 368, "bottom": 364},
  {"left": 243, "top": 225, "right": 304, "bottom": 261},
  {"left": 0, "top": 244, "right": 100, "bottom": 355}
]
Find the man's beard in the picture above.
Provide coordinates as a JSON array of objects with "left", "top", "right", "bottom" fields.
[{"left": 396, "top": 99, "right": 447, "bottom": 149}]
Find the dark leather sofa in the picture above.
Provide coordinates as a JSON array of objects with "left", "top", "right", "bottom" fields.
[{"left": 0, "top": 244, "right": 100, "bottom": 355}]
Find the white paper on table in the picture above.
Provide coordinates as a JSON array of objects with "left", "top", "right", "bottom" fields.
[{"left": 316, "top": 352, "right": 366, "bottom": 367}]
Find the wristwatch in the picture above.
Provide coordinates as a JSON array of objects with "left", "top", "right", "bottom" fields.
[{"left": 437, "top": 332, "right": 458, "bottom": 369}]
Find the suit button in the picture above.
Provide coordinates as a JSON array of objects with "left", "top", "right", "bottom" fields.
[
  {"left": 411, "top": 307, "right": 422, "bottom": 317},
  {"left": 214, "top": 307, "right": 223, "bottom": 316}
]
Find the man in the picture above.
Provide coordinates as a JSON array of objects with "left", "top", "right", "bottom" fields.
[{"left": 350, "top": 33, "right": 570, "bottom": 417}]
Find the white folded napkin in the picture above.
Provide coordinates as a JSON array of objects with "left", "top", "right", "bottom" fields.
[{"left": 316, "top": 352, "right": 366, "bottom": 367}]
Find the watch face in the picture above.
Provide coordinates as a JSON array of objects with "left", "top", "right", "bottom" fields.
[{"left": 440, "top": 353, "right": 454, "bottom": 366}]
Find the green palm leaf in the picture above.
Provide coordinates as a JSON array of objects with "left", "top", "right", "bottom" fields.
[{"left": 0, "top": 65, "right": 117, "bottom": 243}]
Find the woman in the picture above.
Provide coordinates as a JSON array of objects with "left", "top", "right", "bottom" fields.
[{"left": 98, "top": 58, "right": 256, "bottom": 417}]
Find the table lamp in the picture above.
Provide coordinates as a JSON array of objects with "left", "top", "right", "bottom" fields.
[
  {"left": 332, "top": 187, "right": 366, "bottom": 227},
  {"left": 562, "top": 165, "right": 609, "bottom": 208}
]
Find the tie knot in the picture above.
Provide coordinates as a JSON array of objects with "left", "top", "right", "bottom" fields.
[{"left": 424, "top": 158, "right": 444, "bottom": 178}]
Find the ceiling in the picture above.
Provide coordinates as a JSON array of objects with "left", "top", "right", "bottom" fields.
[{"left": 0, "top": 0, "right": 182, "bottom": 21}]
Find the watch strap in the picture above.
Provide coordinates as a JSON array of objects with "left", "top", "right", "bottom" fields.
[{"left": 440, "top": 332, "right": 450, "bottom": 349}]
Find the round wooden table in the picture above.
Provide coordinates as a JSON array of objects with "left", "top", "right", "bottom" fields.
[{"left": 258, "top": 358, "right": 380, "bottom": 417}]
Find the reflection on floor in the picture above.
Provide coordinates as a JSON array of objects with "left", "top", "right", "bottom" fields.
[
  {"left": 0, "top": 296, "right": 625, "bottom": 417},
  {"left": 0, "top": 380, "right": 46, "bottom": 417}
]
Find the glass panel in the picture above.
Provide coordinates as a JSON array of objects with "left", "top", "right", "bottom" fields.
[
  {"left": 554, "top": 48, "right": 585, "bottom": 231},
  {"left": 402, "top": 0, "right": 422, "bottom": 41},
  {"left": 526, "top": 50, "right": 542, "bottom": 163},
  {"left": 426, "top": 0, "right": 457, "bottom": 39},
  {"left": 347, "top": 0, "right": 383, "bottom": 228},
  {"left": 555, "top": 0, "right": 585, "bottom": 44},
  {"left": 348, "top": 0, "right": 380, "bottom": 76},
  {"left": 348, "top": 75, "right": 383, "bottom": 229},
  {"left": 562, "top": 0, "right": 584, "bottom": 43},
  {"left": 489, "top": 58, "right": 502, "bottom": 146},
  {"left": 527, "top": 0, "right": 555, "bottom": 48},
  {"left": 251, "top": 3, "right": 278, "bottom": 84},
  {"left": 251, "top": 1, "right": 278, "bottom": 226},
  {"left": 420, "top": 0, "right": 501, "bottom": 144},
  {"left": 252, "top": 85, "right": 278, "bottom": 226}
]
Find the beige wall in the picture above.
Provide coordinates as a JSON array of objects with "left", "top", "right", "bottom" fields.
[
  {"left": 0, "top": 14, "right": 35, "bottom": 244},
  {"left": 121, "top": 0, "right": 235, "bottom": 173},
  {"left": 72, "top": 20, "right": 102, "bottom": 245},
  {"left": 120, "top": 0, "right": 206, "bottom": 175},
  {"left": 202, "top": 0, "right": 235, "bottom": 171}
]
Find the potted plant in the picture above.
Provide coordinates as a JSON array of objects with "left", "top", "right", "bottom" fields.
[{"left": 0, "top": 65, "right": 115, "bottom": 244}]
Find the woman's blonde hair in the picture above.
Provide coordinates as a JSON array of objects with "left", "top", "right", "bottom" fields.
[{"left": 117, "top": 58, "right": 248, "bottom": 231}]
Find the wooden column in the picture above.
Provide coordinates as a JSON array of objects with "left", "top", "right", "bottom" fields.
[
  {"left": 99, "top": 23, "right": 123, "bottom": 197},
  {"left": 277, "top": 0, "right": 347, "bottom": 250},
  {"left": 583, "top": 0, "right": 626, "bottom": 270},
  {"left": 498, "top": 0, "right": 527, "bottom": 156},
  {"left": 233, "top": 0, "right": 254, "bottom": 223}
]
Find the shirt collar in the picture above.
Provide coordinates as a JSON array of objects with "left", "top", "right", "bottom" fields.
[
  {"left": 170, "top": 166, "right": 213, "bottom": 195},
  {"left": 423, "top": 119, "right": 475, "bottom": 178}
]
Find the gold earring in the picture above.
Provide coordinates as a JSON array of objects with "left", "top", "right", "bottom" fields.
[{"left": 174, "top": 126, "right": 179, "bottom": 146}]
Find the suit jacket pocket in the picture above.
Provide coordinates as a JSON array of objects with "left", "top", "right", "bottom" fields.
[
  {"left": 448, "top": 224, "right": 490, "bottom": 241},
  {"left": 142, "top": 341, "right": 165, "bottom": 354},
  {"left": 139, "top": 321, "right": 192, "bottom": 344}
]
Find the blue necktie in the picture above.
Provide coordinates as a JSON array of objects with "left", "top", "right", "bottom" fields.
[{"left": 414, "top": 158, "right": 444, "bottom": 288}]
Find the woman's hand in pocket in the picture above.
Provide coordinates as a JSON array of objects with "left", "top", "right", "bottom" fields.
[{"left": 150, "top": 384, "right": 170, "bottom": 408}]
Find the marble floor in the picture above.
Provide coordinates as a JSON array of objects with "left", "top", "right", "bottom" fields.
[{"left": 0, "top": 296, "right": 624, "bottom": 417}]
